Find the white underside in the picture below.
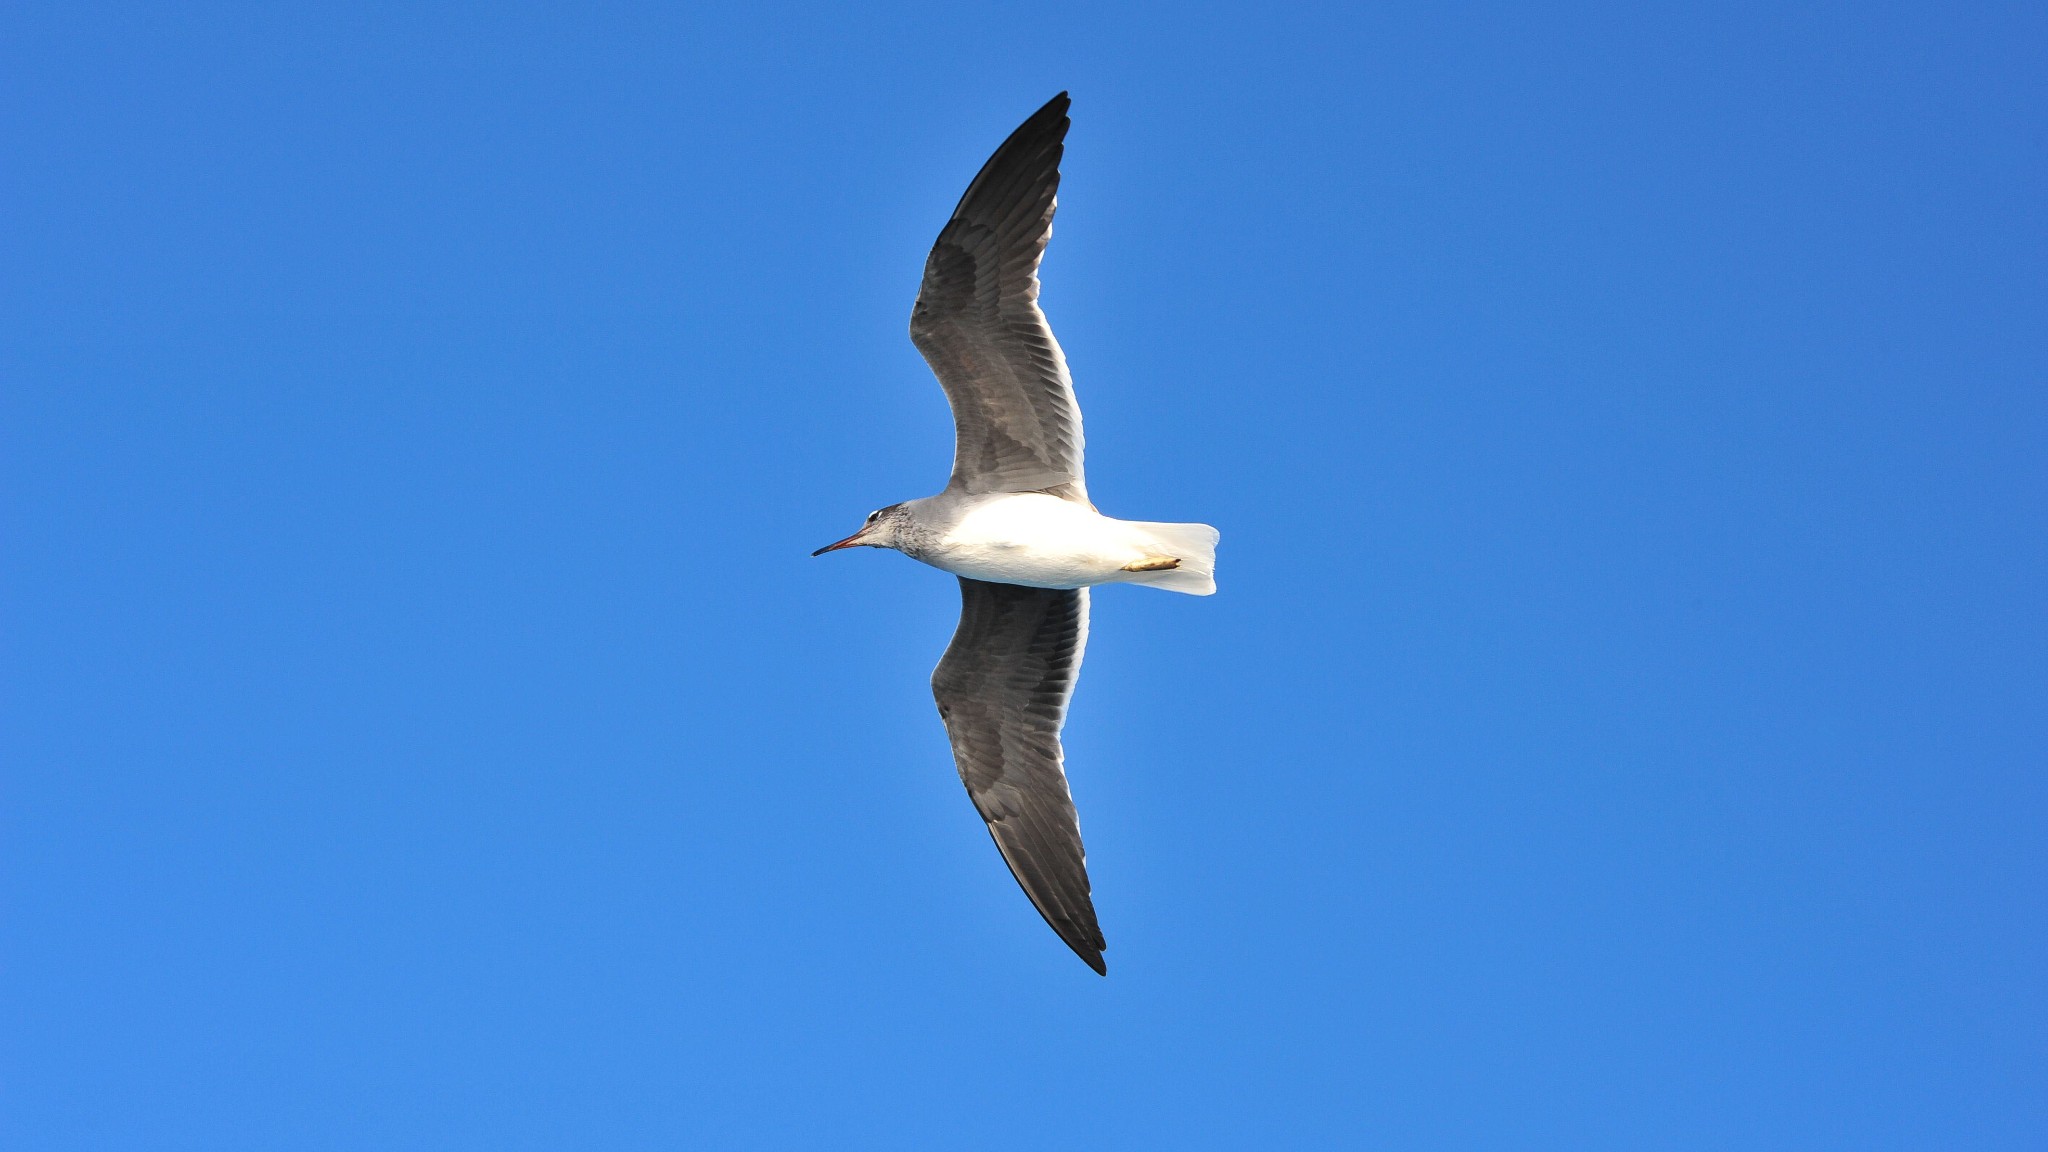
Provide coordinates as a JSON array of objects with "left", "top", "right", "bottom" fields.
[{"left": 914, "top": 492, "right": 1218, "bottom": 595}]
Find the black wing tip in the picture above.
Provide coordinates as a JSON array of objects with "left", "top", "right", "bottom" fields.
[
  {"left": 1054, "top": 917, "right": 1108, "bottom": 975},
  {"left": 928, "top": 91, "right": 1074, "bottom": 235},
  {"left": 994, "top": 91, "right": 1072, "bottom": 160},
  {"left": 1031, "top": 91, "right": 1071, "bottom": 137}
]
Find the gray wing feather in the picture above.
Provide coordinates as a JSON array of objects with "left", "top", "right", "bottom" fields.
[
  {"left": 931, "top": 577, "right": 1104, "bottom": 973},
  {"left": 910, "top": 92, "right": 1087, "bottom": 502}
]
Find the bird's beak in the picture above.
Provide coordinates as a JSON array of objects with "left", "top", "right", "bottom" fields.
[{"left": 811, "top": 530, "right": 870, "bottom": 557}]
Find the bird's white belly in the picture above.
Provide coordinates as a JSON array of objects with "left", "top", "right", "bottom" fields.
[{"left": 919, "top": 494, "right": 1147, "bottom": 589}]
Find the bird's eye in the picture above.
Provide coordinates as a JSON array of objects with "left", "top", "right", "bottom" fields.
[{"left": 866, "top": 510, "right": 881, "bottom": 523}]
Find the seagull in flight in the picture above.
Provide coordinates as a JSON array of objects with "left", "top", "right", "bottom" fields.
[{"left": 815, "top": 93, "right": 1217, "bottom": 975}]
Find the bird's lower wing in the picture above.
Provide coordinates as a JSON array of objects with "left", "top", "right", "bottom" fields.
[{"left": 931, "top": 578, "right": 1103, "bottom": 973}]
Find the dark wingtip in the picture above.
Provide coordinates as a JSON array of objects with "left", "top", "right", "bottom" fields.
[
  {"left": 1059, "top": 926, "right": 1107, "bottom": 975},
  {"left": 1017, "top": 92, "right": 1069, "bottom": 134}
]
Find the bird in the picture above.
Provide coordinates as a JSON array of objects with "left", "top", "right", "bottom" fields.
[{"left": 814, "top": 92, "right": 1217, "bottom": 975}]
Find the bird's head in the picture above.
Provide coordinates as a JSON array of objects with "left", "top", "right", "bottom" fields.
[{"left": 812, "top": 503, "right": 911, "bottom": 556}]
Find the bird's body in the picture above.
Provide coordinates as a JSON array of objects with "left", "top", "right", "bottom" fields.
[
  {"left": 876, "top": 492, "right": 1218, "bottom": 594},
  {"left": 815, "top": 93, "right": 1216, "bottom": 974}
]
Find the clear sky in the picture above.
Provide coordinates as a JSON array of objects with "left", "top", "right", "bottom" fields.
[{"left": 4, "top": 3, "right": 2044, "bottom": 1148}]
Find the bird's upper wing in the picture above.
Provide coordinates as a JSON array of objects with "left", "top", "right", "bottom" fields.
[
  {"left": 931, "top": 577, "right": 1104, "bottom": 973},
  {"left": 910, "top": 93, "right": 1087, "bottom": 503}
]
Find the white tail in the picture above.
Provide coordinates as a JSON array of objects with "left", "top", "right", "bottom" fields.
[{"left": 1122, "top": 521, "right": 1220, "bottom": 595}]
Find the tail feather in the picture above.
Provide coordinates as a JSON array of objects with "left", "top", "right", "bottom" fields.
[{"left": 1123, "top": 521, "right": 1219, "bottom": 595}]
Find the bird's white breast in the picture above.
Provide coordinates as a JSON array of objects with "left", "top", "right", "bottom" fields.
[{"left": 915, "top": 493, "right": 1152, "bottom": 589}]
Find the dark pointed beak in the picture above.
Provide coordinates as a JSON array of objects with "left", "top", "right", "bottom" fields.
[{"left": 811, "top": 531, "right": 869, "bottom": 557}]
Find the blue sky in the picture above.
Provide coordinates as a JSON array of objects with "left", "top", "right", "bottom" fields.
[{"left": 4, "top": 3, "right": 2043, "bottom": 1148}]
